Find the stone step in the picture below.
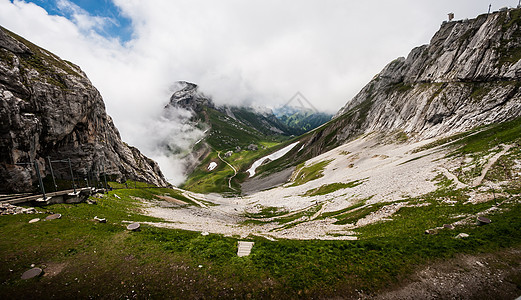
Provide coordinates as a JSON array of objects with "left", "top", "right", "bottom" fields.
[{"left": 237, "top": 241, "right": 254, "bottom": 257}]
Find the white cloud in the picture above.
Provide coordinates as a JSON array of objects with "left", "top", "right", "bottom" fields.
[
  {"left": 0, "top": 0, "right": 516, "bottom": 184},
  {"left": 56, "top": 0, "right": 111, "bottom": 33}
]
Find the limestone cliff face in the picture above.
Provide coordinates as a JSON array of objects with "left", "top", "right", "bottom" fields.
[
  {"left": 288, "top": 9, "right": 521, "bottom": 158},
  {"left": 334, "top": 9, "right": 521, "bottom": 140},
  {"left": 0, "top": 26, "right": 168, "bottom": 192},
  {"left": 270, "top": 9, "right": 521, "bottom": 171}
]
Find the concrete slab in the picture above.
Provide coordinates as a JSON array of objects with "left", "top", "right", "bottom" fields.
[{"left": 237, "top": 241, "right": 254, "bottom": 257}]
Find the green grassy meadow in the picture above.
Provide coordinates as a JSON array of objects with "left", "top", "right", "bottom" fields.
[{"left": 1, "top": 181, "right": 520, "bottom": 298}]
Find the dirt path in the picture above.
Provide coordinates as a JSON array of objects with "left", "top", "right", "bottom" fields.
[
  {"left": 180, "top": 192, "right": 208, "bottom": 208},
  {"left": 156, "top": 195, "right": 187, "bottom": 205},
  {"left": 473, "top": 144, "right": 513, "bottom": 186},
  {"left": 438, "top": 167, "right": 468, "bottom": 189},
  {"left": 217, "top": 152, "right": 238, "bottom": 191}
]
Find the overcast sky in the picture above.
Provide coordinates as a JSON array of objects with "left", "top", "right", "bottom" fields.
[{"left": 0, "top": 0, "right": 518, "bottom": 183}]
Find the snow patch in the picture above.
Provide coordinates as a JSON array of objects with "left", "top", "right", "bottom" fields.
[
  {"left": 208, "top": 162, "right": 217, "bottom": 171},
  {"left": 247, "top": 142, "right": 299, "bottom": 177}
]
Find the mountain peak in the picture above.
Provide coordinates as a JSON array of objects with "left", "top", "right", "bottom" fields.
[
  {"left": 334, "top": 8, "right": 521, "bottom": 139},
  {"left": 168, "top": 81, "right": 214, "bottom": 112}
]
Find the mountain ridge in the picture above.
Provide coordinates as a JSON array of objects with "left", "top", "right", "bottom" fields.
[{"left": 259, "top": 8, "right": 521, "bottom": 174}]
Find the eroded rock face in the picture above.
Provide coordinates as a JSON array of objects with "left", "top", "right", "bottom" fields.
[
  {"left": 334, "top": 9, "right": 521, "bottom": 141},
  {"left": 168, "top": 81, "right": 215, "bottom": 113},
  {"left": 0, "top": 26, "right": 168, "bottom": 192},
  {"left": 270, "top": 9, "right": 521, "bottom": 171}
]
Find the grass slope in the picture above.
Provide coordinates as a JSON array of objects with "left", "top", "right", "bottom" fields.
[{"left": 0, "top": 186, "right": 520, "bottom": 298}]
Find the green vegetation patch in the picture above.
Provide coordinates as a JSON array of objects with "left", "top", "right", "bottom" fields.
[
  {"left": 290, "top": 159, "right": 333, "bottom": 186},
  {"left": 389, "top": 81, "right": 414, "bottom": 93},
  {"left": 271, "top": 204, "right": 323, "bottom": 231},
  {"left": 450, "top": 116, "right": 521, "bottom": 155},
  {"left": 181, "top": 152, "right": 236, "bottom": 194},
  {"left": 244, "top": 206, "right": 288, "bottom": 219},
  {"left": 413, "top": 116, "right": 521, "bottom": 154},
  {"left": 470, "top": 83, "right": 493, "bottom": 101},
  {"left": 182, "top": 141, "right": 283, "bottom": 194},
  {"left": 317, "top": 197, "right": 371, "bottom": 220},
  {"left": 303, "top": 179, "right": 366, "bottom": 196},
  {"left": 334, "top": 202, "right": 389, "bottom": 225},
  {"left": 202, "top": 107, "right": 290, "bottom": 151},
  {"left": 242, "top": 203, "right": 324, "bottom": 228},
  {"left": 0, "top": 48, "right": 15, "bottom": 67}
]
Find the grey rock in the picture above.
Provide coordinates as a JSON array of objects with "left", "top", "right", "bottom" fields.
[
  {"left": 443, "top": 224, "right": 455, "bottom": 230},
  {"left": 168, "top": 81, "right": 214, "bottom": 113},
  {"left": 0, "top": 203, "right": 40, "bottom": 215},
  {"left": 477, "top": 216, "right": 492, "bottom": 225},
  {"left": 455, "top": 233, "right": 470, "bottom": 239},
  {"left": 127, "top": 222, "right": 140, "bottom": 231},
  {"left": 289, "top": 9, "right": 521, "bottom": 166},
  {"left": 0, "top": 26, "right": 169, "bottom": 193},
  {"left": 21, "top": 267, "right": 42, "bottom": 280},
  {"left": 334, "top": 10, "right": 521, "bottom": 142},
  {"left": 45, "top": 213, "right": 61, "bottom": 220}
]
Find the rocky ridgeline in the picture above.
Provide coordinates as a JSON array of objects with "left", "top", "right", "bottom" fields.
[
  {"left": 287, "top": 8, "right": 521, "bottom": 165},
  {"left": 168, "top": 81, "right": 215, "bottom": 113},
  {"left": 166, "top": 81, "right": 292, "bottom": 137},
  {"left": 0, "top": 26, "right": 169, "bottom": 193},
  {"left": 334, "top": 8, "right": 521, "bottom": 140}
]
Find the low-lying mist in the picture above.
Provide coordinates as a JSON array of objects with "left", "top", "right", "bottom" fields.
[{"left": 128, "top": 104, "right": 205, "bottom": 186}]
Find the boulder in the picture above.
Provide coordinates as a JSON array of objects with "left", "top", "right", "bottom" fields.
[{"left": 127, "top": 223, "right": 140, "bottom": 231}]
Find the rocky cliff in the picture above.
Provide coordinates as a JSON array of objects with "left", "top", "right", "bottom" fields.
[
  {"left": 336, "top": 8, "right": 521, "bottom": 139},
  {"left": 290, "top": 9, "right": 521, "bottom": 161},
  {"left": 0, "top": 26, "right": 169, "bottom": 193},
  {"left": 261, "top": 9, "right": 521, "bottom": 173}
]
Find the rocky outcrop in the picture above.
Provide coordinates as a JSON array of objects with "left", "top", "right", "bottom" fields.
[
  {"left": 334, "top": 8, "right": 521, "bottom": 141},
  {"left": 167, "top": 81, "right": 293, "bottom": 137},
  {"left": 268, "top": 9, "right": 521, "bottom": 172},
  {"left": 0, "top": 26, "right": 169, "bottom": 193},
  {"left": 168, "top": 81, "right": 215, "bottom": 113}
]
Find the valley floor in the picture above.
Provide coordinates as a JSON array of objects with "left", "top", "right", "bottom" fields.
[{"left": 140, "top": 134, "right": 519, "bottom": 242}]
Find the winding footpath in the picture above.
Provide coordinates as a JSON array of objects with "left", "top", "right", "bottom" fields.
[
  {"left": 473, "top": 144, "right": 513, "bottom": 187},
  {"left": 217, "top": 152, "right": 238, "bottom": 191}
]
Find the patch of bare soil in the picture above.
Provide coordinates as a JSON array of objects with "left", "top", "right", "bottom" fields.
[
  {"left": 363, "top": 247, "right": 521, "bottom": 300},
  {"left": 42, "top": 262, "right": 67, "bottom": 278}
]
